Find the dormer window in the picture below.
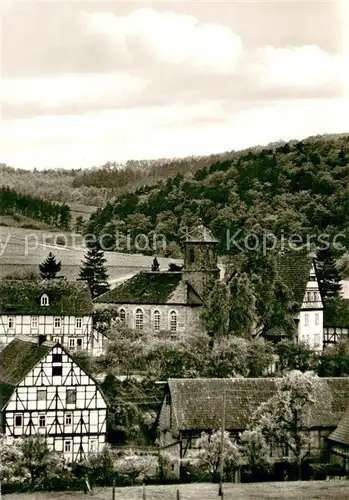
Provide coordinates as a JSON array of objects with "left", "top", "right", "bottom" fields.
[{"left": 40, "top": 294, "right": 49, "bottom": 306}]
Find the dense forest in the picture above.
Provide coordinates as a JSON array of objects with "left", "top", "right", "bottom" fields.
[
  {"left": 0, "top": 186, "right": 71, "bottom": 230},
  {"left": 85, "top": 134, "right": 349, "bottom": 257},
  {"left": 0, "top": 146, "right": 270, "bottom": 206}
]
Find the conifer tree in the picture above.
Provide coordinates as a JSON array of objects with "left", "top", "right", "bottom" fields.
[
  {"left": 39, "top": 252, "right": 61, "bottom": 279},
  {"left": 79, "top": 241, "right": 110, "bottom": 298},
  {"left": 151, "top": 257, "right": 160, "bottom": 272}
]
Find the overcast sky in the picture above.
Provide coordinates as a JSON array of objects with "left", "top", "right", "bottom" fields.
[{"left": 1, "top": 0, "right": 349, "bottom": 169}]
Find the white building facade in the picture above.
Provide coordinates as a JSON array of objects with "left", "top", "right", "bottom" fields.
[{"left": 298, "top": 262, "right": 324, "bottom": 351}]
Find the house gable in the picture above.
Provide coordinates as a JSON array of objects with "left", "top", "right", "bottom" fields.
[{"left": 0, "top": 338, "right": 107, "bottom": 462}]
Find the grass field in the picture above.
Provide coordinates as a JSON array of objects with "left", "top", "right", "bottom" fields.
[
  {"left": 0, "top": 225, "right": 180, "bottom": 282},
  {"left": 3, "top": 481, "right": 349, "bottom": 500}
]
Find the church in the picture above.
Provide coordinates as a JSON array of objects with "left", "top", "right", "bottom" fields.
[
  {"left": 95, "top": 223, "right": 324, "bottom": 349},
  {"left": 95, "top": 224, "right": 220, "bottom": 339}
]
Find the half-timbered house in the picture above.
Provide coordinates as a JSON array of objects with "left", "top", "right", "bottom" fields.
[
  {"left": 158, "top": 377, "right": 349, "bottom": 478},
  {"left": 0, "top": 337, "right": 108, "bottom": 462},
  {"left": 0, "top": 279, "right": 104, "bottom": 355}
]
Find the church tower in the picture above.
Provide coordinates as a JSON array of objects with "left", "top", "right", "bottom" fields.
[{"left": 182, "top": 223, "right": 220, "bottom": 301}]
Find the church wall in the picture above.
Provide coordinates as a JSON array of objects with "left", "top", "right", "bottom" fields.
[{"left": 116, "top": 303, "right": 203, "bottom": 339}]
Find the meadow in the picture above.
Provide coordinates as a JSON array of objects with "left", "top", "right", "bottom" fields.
[
  {"left": 0, "top": 225, "right": 179, "bottom": 282},
  {"left": 3, "top": 481, "right": 349, "bottom": 500}
]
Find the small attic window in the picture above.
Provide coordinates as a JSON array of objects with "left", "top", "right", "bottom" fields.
[{"left": 40, "top": 294, "right": 49, "bottom": 306}]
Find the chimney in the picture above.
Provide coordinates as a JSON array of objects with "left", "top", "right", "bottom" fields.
[{"left": 38, "top": 335, "right": 47, "bottom": 346}]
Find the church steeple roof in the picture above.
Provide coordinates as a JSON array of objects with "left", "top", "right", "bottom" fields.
[{"left": 184, "top": 222, "right": 218, "bottom": 243}]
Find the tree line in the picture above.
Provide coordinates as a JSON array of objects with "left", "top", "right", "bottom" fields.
[{"left": 0, "top": 186, "right": 71, "bottom": 229}]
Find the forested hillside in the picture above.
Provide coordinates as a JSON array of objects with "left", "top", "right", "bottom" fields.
[
  {"left": 0, "top": 164, "right": 110, "bottom": 207},
  {"left": 85, "top": 134, "right": 349, "bottom": 256},
  {"left": 0, "top": 187, "right": 71, "bottom": 230}
]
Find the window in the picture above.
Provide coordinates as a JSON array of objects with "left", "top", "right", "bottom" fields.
[
  {"left": 304, "top": 314, "right": 309, "bottom": 326},
  {"left": 65, "top": 414, "right": 72, "bottom": 425},
  {"left": 76, "top": 338, "right": 83, "bottom": 350},
  {"left": 153, "top": 310, "right": 160, "bottom": 332},
  {"left": 314, "top": 334, "right": 320, "bottom": 348},
  {"left": 64, "top": 441, "right": 71, "bottom": 452},
  {"left": 188, "top": 248, "right": 195, "bottom": 263},
  {"left": 119, "top": 309, "right": 126, "bottom": 323},
  {"left": 170, "top": 311, "right": 177, "bottom": 333},
  {"left": 8, "top": 317, "right": 15, "bottom": 329},
  {"left": 306, "top": 291, "right": 311, "bottom": 302},
  {"left": 315, "top": 313, "right": 320, "bottom": 326},
  {"left": 14, "top": 415, "right": 22, "bottom": 427},
  {"left": 69, "top": 338, "right": 75, "bottom": 349},
  {"left": 39, "top": 415, "right": 46, "bottom": 428},
  {"left": 31, "top": 316, "right": 38, "bottom": 328},
  {"left": 37, "top": 388, "right": 47, "bottom": 401},
  {"left": 53, "top": 337, "right": 61, "bottom": 344},
  {"left": 66, "top": 389, "right": 77, "bottom": 405},
  {"left": 40, "top": 294, "right": 49, "bottom": 306},
  {"left": 90, "top": 440, "right": 96, "bottom": 452},
  {"left": 135, "top": 309, "right": 143, "bottom": 331},
  {"left": 52, "top": 366, "right": 62, "bottom": 377},
  {"left": 76, "top": 317, "right": 82, "bottom": 329},
  {"left": 54, "top": 317, "right": 61, "bottom": 328},
  {"left": 314, "top": 291, "right": 319, "bottom": 302},
  {"left": 52, "top": 353, "right": 62, "bottom": 363}
]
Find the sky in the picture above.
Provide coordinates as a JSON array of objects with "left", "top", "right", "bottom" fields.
[{"left": 0, "top": 0, "right": 349, "bottom": 170}]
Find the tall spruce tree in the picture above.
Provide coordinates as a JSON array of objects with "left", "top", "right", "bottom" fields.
[
  {"left": 39, "top": 252, "right": 61, "bottom": 279},
  {"left": 315, "top": 246, "right": 342, "bottom": 301},
  {"left": 79, "top": 241, "right": 110, "bottom": 298}
]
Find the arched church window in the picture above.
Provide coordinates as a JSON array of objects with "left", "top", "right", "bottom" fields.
[
  {"left": 170, "top": 310, "right": 177, "bottom": 333},
  {"left": 153, "top": 310, "right": 160, "bottom": 332},
  {"left": 119, "top": 309, "right": 126, "bottom": 323},
  {"left": 135, "top": 309, "right": 143, "bottom": 331}
]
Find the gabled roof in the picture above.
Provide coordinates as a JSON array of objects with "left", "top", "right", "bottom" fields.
[
  {"left": 0, "top": 338, "right": 109, "bottom": 411},
  {"left": 0, "top": 338, "right": 54, "bottom": 411},
  {"left": 275, "top": 249, "right": 314, "bottom": 310},
  {"left": 0, "top": 280, "right": 93, "bottom": 315},
  {"left": 184, "top": 224, "right": 218, "bottom": 244},
  {"left": 329, "top": 406, "right": 349, "bottom": 446},
  {"left": 160, "top": 377, "right": 349, "bottom": 433},
  {"left": 94, "top": 271, "right": 202, "bottom": 305}
]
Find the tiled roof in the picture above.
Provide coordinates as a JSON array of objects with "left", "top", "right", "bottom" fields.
[
  {"left": 329, "top": 407, "right": 349, "bottom": 446},
  {"left": 0, "top": 338, "right": 54, "bottom": 410},
  {"left": 161, "top": 377, "right": 349, "bottom": 432},
  {"left": 184, "top": 224, "right": 218, "bottom": 243},
  {"left": 275, "top": 250, "right": 313, "bottom": 310},
  {"left": 94, "top": 271, "right": 202, "bottom": 305},
  {"left": 0, "top": 280, "right": 93, "bottom": 315}
]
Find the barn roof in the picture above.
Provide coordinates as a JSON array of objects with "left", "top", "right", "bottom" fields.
[
  {"left": 275, "top": 249, "right": 314, "bottom": 310},
  {"left": 94, "top": 271, "right": 202, "bottom": 305},
  {"left": 329, "top": 407, "right": 349, "bottom": 446},
  {"left": 0, "top": 280, "right": 93, "bottom": 315},
  {"left": 160, "top": 377, "right": 349, "bottom": 433}
]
